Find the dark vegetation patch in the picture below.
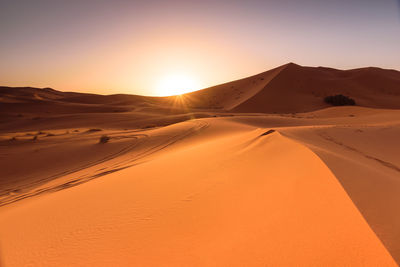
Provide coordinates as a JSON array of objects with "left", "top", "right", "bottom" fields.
[
  {"left": 99, "top": 135, "right": 110, "bottom": 144},
  {"left": 324, "top": 95, "right": 355, "bottom": 106}
]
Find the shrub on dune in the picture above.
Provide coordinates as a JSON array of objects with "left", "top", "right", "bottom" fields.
[
  {"left": 324, "top": 94, "right": 356, "bottom": 106},
  {"left": 99, "top": 135, "right": 110, "bottom": 144}
]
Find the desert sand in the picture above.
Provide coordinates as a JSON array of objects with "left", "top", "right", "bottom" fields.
[{"left": 1, "top": 63, "right": 400, "bottom": 266}]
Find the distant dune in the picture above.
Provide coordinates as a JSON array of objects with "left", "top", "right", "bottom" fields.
[
  {"left": 0, "top": 63, "right": 400, "bottom": 266},
  {"left": 1, "top": 63, "right": 400, "bottom": 115},
  {"left": 183, "top": 63, "right": 400, "bottom": 113}
]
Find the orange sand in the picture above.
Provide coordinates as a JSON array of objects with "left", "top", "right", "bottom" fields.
[{"left": 1, "top": 63, "right": 400, "bottom": 266}]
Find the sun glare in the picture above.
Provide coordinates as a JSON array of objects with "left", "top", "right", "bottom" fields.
[{"left": 157, "top": 74, "right": 201, "bottom": 96}]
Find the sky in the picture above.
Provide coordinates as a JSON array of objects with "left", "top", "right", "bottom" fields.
[{"left": 0, "top": 0, "right": 399, "bottom": 96}]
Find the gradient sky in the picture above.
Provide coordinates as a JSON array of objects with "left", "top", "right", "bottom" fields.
[{"left": 1, "top": 0, "right": 399, "bottom": 96}]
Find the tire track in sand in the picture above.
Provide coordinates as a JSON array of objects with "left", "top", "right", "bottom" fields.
[{"left": 0, "top": 120, "right": 209, "bottom": 207}]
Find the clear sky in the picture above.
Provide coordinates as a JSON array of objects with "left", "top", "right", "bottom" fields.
[{"left": 1, "top": 0, "right": 399, "bottom": 96}]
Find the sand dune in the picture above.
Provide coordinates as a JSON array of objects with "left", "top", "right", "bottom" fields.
[
  {"left": 0, "top": 118, "right": 397, "bottom": 266},
  {"left": 2, "top": 63, "right": 400, "bottom": 116},
  {"left": 1, "top": 63, "right": 400, "bottom": 266},
  {"left": 181, "top": 63, "right": 400, "bottom": 113},
  {"left": 280, "top": 118, "right": 400, "bottom": 264}
]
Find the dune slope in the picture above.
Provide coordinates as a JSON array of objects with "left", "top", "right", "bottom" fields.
[
  {"left": 0, "top": 119, "right": 396, "bottom": 266},
  {"left": 223, "top": 106, "right": 400, "bottom": 263},
  {"left": 279, "top": 111, "right": 400, "bottom": 263},
  {"left": 228, "top": 63, "right": 400, "bottom": 113}
]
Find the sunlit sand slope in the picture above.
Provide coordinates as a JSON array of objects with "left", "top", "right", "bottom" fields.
[
  {"left": 0, "top": 120, "right": 395, "bottom": 266},
  {"left": 279, "top": 108, "right": 400, "bottom": 263},
  {"left": 226, "top": 106, "right": 400, "bottom": 263}
]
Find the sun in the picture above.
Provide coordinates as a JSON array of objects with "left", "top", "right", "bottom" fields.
[{"left": 157, "top": 74, "right": 201, "bottom": 96}]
